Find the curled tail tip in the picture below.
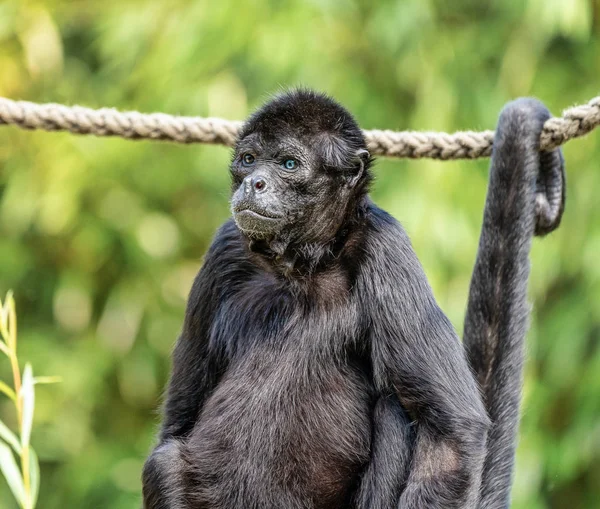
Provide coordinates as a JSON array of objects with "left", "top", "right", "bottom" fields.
[
  {"left": 497, "top": 97, "right": 566, "bottom": 237},
  {"left": 535, "top": 148, "right": 566, "bottom": 236}
]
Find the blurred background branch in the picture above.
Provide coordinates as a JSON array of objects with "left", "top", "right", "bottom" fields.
[{"left": 0, "top": 1, "right": 599, "bottom": 508}]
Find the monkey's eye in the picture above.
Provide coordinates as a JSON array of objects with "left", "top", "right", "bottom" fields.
[
  {"left": 241, "top": 153, "right": 255, "bottom": 166},
  {"left": 282, "top": 159, "right": 298, "bottom": 171}
]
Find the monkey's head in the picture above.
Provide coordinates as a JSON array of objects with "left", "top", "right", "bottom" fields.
[{"left": 230, "top": 89, "right": 372, "bottom": 251}]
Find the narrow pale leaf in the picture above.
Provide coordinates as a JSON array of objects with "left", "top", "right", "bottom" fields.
[
  {"left": 29, "top": 447, "right": 39, "bottom": 508},
  {"left": 0, "top": 380, "right": 16, "bottom": 401},
  {"left": 0, "top": 341, "right": 11, "bottom": 357},
  {"left": 0, "top": 418, "right": 21, "bottom": 453},
  {"left": 0, "top": 298, "right": 8, "bottom": 341},
  {"left": 0, "top": 440, "right": 25, "bottom": 505},
  {"left": 33, "top": 376, "right": 62, "bottom": 385},
  {"left": 7, "top": 292, "right": 16, "bottom": 352},
  {"left": 20, "top": 364, "right": 35, "bottom": 448}
]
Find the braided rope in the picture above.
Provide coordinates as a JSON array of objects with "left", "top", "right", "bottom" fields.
[{"left": 0, "top": 95, "right": 598, "bottom": 159}]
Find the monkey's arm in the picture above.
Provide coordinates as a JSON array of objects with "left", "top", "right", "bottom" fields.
[
  {"left": 143, "top": 220, "right": 242, "bottom": 508},
  {"left": 159, "top": 221, "right": 242, "bottom": 439},
  {"left": 354, "top": 394, "right": 415, "bottom": 509},
  {"left": 362, "top": 210, "right": 490, "bottom": 509}
]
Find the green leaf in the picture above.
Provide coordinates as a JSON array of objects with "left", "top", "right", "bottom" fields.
[
  {"left": 0, "top": 418, "right": 21, "bottom": 454},
  {"left": 29, "top": 448, "right": 39, "bottom": 508},
  {"left": 0, "top": 440, "right": 25, "bottom": 506},
  {"left": 20, "top": 364, "right": 35, "bottom": 449},
  {"left": 0, "top": 380, "right": 16, "bottom": 401},
  {"left": 6, "top": 292, "right": 16, "bottom": 352},
  {"left": 0, "top": 297, "right": 8, "bottom": 343}
]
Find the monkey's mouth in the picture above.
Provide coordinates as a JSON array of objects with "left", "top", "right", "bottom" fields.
[
  {"left": 232, "top": 202, "right": 282, "bottom": 220},
  {"left": 235, "top": 209, "right": 281, "bottom": 220},
  {"left": 232, "top": 204, "right": 284, "bottom": 239}
]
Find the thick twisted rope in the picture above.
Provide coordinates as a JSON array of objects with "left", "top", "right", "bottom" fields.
[{"left": 0, "top": 95, "right": 598, "bottom": 160}]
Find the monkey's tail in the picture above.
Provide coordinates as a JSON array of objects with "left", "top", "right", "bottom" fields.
[{"left": 462, "top": 99, "right": 565, "bottom": 509}]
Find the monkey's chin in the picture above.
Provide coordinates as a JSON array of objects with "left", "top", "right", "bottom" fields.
[{"left": 233, "top": 210, "right": 281, "bottom": 240}]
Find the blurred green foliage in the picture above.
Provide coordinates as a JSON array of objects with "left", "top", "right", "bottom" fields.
[{"left": 0, "top": 0, "right": 599, "bottom": 507}]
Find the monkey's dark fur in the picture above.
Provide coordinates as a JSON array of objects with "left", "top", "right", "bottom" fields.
[{"left": 142, "top": 91, "right": 565, "bottom": 509}]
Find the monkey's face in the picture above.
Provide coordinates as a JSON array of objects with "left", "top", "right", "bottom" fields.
[
  {"left": 230, "top": 90, "right": 371, "bottom": 248},
  {"left": 230, "top": 131, "right": 364, "bottom": 245}
]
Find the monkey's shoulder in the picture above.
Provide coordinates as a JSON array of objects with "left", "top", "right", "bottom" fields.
[
  {"left": 354, "top": 203, "right": 433, "bottom": 303},
  {"left": 186, "top": 219, "right": 250, "bottom": 304},
  {"left": 362, "top": 203, "right": 420, "bottom": 266},
  {"left": 205, "top": 218, "right": 246, "bottom": 260}
]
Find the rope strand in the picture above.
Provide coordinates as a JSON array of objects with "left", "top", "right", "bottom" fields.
[{"left": 0, "top": 95, "right": 598, "bottom": 159}]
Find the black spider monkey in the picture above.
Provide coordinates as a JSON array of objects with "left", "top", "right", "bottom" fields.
[{"left": 142, "top": 90, "right": 565, "bottom": 509}]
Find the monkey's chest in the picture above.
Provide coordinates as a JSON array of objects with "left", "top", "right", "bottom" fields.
[{"left": 187, "top": 346, "right": 372, "bottom": 508}]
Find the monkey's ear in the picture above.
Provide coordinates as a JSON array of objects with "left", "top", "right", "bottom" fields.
[
  {"left": 347, "top": 149, "right": 369, "bottom": 189},
  {"left": 318, "top": 133, "right": 351, "bottom": 169},
  {"left": 317, "top": 134, "right": 369, "bottom": 184}
]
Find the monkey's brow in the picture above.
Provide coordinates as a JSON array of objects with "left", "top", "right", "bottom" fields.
[
  {"left": 272, "top": 146, "right": 297, "bottom": 158},
  {"left": 236, "top": 133, "right": 263, "bottom": 152},
  {"left": 235, "top": 146, "right": 262, "bottom": 159},
  {"left": 271, "top": 139, "right": 307, "bottom": 157}
]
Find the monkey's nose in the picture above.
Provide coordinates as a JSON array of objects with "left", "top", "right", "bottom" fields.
[
  {"left": 253, "top": 177, "right": 267, "bottom": 192},
  {"left": 244, "top": 175, "right": 268, "bottom": 194}
]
